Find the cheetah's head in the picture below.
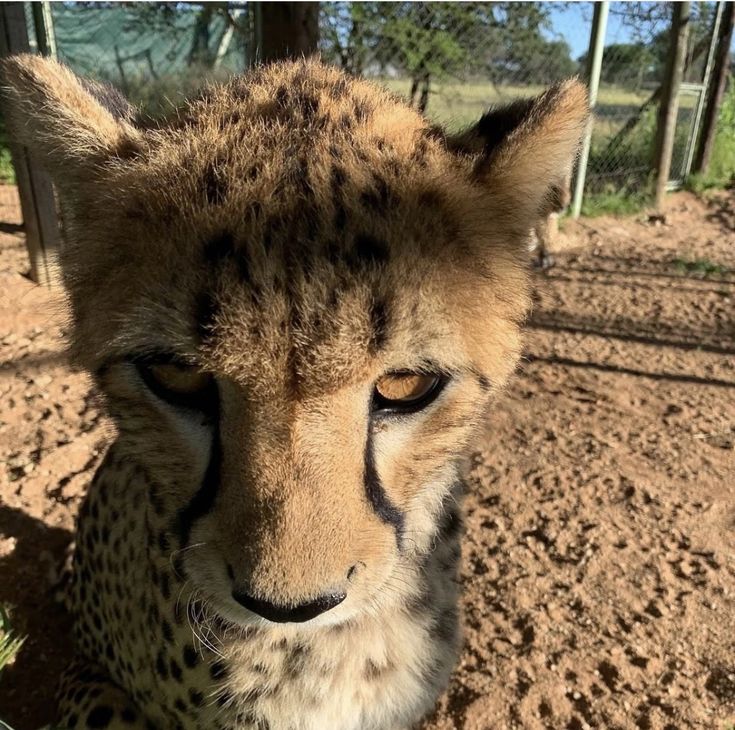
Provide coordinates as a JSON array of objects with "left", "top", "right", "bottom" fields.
[{"left": 2, "top": 57, "right": 587, "bottom": 627}]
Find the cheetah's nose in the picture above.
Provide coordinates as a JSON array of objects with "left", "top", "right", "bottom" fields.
[{"left": 232, "top": 589, "right": 346, "bottom": 623}]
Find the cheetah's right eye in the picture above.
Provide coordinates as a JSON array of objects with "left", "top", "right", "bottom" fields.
[
  {"left": 135, "top": 359, "right": 217, "bottom": 411},
  {"left": 372, "top": 372, "right": 446, "bottom": 415}
]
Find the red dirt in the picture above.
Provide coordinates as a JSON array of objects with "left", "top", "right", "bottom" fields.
[{"left": 1, "top": 187, "right": 734, "bottom": 730}]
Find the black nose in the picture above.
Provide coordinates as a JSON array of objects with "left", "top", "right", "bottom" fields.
[{"left": 232, "top": 590, "right": 346, "bottom": 623}]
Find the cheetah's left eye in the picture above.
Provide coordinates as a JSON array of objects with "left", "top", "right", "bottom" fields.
[{"left": 136, "top": 359, "right": 217, "bottom": 411}]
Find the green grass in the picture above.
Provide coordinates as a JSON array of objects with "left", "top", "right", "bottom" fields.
[
  {"left": 580, "top": 187, "right": 651, "bottom": 217},
  {"left": 378, "top": 78, "right": 670, "bottom": 131},
  {"left": 0, "top": 116, "right": 15, "bottom": 185},
  {"left": 673, "top": 256, "right": 729, "bottom": 277},
  {"left": 686, "top": 82, "right": 735, "bottom": 192},
  {"left": 0, "top": 605, "right": 24, "bottom": 674},
  {"left": 0, "top": 146, "right": 15, "bottom": 185}
]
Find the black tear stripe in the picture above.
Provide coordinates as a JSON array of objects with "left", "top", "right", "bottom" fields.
[
  {"left": 364, "top": 427, "right": 405, "bottom": 548},
  {"left": 175, "top": 424, "right": 222, "bottom": 549}
]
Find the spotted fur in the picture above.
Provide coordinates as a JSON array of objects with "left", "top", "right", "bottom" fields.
[{"left": 1, "top": 56, "right": 587, "bottom": 729}]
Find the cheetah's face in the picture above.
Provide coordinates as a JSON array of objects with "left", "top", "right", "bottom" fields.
[{"left": 2, "top": 56, "right": 587, "bottom": 626}]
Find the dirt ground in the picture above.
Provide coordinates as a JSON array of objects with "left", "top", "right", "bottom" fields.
[{"left": 1, "top": 187, "right": 734, "bottom": 730}]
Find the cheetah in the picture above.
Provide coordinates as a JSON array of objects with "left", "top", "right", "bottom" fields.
[{"left": 1, "top": 56, "right": 587, "bottom": 730}]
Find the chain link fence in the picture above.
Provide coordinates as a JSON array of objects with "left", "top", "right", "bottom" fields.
[
  {"left": 320, "top": 2, "right": 590, "bottom": 130},
  {"left": 584, "top": 5, "right": 670, "bottom": 204},
  {"left": 584, "top": 2, "right": 722, "bottom": 206},
  {"left": 26, "top": 2, "right": 253, "bottom": 116},
  {"left": 2, "top": 1, "right": 732, "bottom": 225}
]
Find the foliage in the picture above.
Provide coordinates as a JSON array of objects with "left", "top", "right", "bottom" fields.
[
  {"left": 672, "top": 256, "right": 729, "bottom": 276},
  {"left": 580, "top": 187, "right": 652, "bottom": 217},
  {"left": 320, "top": 2, "right": 578, "bottom": 111},
  {"left": 579, "top": 43, "right": 658, "bottom": 89},
  {"left": 594, "top": 2, "right": 719, "bottom": 88},
  {"left": 483, "top": 3, "right": 577, "bottom": 83},
  {"left": 0, "top": 147, "right": 14, "bottom": 186},
  {"left": 0, "top": 114, "right": 15, "bottom": 185},
  {"left": 587, "top": 104, "right": 658, "bottom": 197},
  {"left": 0, "top": 605, "right": 24, "bottom": 674},
  {"left": 688, "top": 80, "right": 735, "bottom": 191},
  {"left": 0, "top": 2, "right": 728, "bottom": 210}
]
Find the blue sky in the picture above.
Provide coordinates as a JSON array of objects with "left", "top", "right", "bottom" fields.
[
  {"left": 546, "top": 2, "right": 595, "bottom": 60},
  {"left": 544, "top": 2, "right": 734, "bottom": 61}
]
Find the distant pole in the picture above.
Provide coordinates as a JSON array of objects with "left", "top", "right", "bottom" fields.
[
  {"left": 685, "top": 0, "right": 724, "bottom": 175},
  {"left": 31, "top": 2, "right": 56, "bottom": 58},
  {"left": 571, "top": 1, "right": 609, "bottom": 219},
  {"left": 693, "top": 1, "right": 735, "bottom": 174},
  {"left": 654, "top": 1, "right": 691, "bottom": 212},
  {"left": 259, "top": 3, "right": 319, "bottom": 63},
  {"left": 252, "top": 3, "right": 262, "bottom": 65}
]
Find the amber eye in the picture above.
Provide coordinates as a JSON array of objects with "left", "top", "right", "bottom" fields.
[
  {"left": 372, "top": 372, "right": 446, "bottom": 414},
  {"left": 136, "top": 359, "right": 216, "bottom": 411}
]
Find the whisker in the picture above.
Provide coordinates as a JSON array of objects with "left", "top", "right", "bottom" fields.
[{"left": 169, "top": 542, "right": 207, "bottom": 577}]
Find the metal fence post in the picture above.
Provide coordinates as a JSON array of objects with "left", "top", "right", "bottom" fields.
[
  {"left": 0, "top": 1, "right": 61, "bottom": 285},
  {"left": 571, "top": 1, "right": 609, "bottom": 219},
  {"left": 684, "top": 0, "right": 723, "bottom": 176},
  {"left": 693, "top": 1, "right": 735, "bottom": 174},
  {"left": 31, "top": 1, "right": 57, "bottom": 58},
  {"left": 654, "top": 2, "right": 691, "bottom": 212}
]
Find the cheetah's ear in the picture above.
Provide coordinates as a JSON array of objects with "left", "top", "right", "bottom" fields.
[
  {"left": 446, "top": 79, "right": 588, "bottom": 233},
  {"left": 0, "top": 54, "right": 143, "bottom": 181}
]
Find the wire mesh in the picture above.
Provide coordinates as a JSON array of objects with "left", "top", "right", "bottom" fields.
[
  {"left": 0, "top": 1, "right": 728, "bottom": 230},
  {"left": 584, "top": 3, "right": 671, "bottom": 198},
  {"left": 320, "top": 2, "right": 594, "bottom": 131},
  {"left": 47, "top": 2, "right": 254, "bottom": 116},
  {"left": 586, "top": 2, "right": 721, "bottom": 198}
]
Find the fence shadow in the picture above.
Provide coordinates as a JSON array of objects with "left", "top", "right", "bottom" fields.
[
  {"left": 528, "top": 314, "right": 735, "bottom": 356},
  {"left": 525, "top": 353, "right": 735, "bottom": 389},
  {"left": 547, "top": 261, "right": 735, "bottom": 285},
  {"left": 544, "top": 272, "right": 733, "bottom": 296},
  {"left": 528, "top": 243, "right": 735, "bottom": 386}
]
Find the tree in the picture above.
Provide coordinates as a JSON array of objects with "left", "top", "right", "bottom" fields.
[
  {"left": 320, "top": 2, "right": 577, "bottom": 112},
  {"left": 579, "top": 43, "right": 656, "bottom": 89},
  {"left": 375, "top": 3, "right": 483, "bottom": 110},
  {"left": 320, "top": 2, "right": 377, "bottom": 76}
]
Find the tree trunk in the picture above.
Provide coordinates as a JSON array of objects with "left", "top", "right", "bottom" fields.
[
  {"left": 409, "top": 77, "right": 419, "bottom": 107},
  {"left": 419, "top": 74, "right": 430, "bottom": 114},
  {"left": 693, "top": 1, "right": 735, "bottom": 174},
  {"left": 654, "top": 1, "right": 691, "bottom": 212},
  {"left": 259, "top": 2, "right": 319, "bottom": 63},
  {"left": 603, "top": 31, "right": 711, "bottom": 160},
  {"left": 188, "top": 5, "right": 214, "bottom": 67}
]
